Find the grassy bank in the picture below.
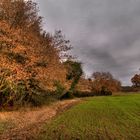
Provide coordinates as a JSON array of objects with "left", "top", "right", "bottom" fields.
[{"left": 39, "top": 93, "right": 140, "bottom": 140}]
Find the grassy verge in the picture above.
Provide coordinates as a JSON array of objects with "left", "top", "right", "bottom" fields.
[{"left": 39, "top": 93, "right": 140, "bottom": 140}]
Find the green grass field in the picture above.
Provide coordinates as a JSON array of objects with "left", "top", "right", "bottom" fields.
[{"left": 39, "top": 94, "right": 140, "bottom": 140}]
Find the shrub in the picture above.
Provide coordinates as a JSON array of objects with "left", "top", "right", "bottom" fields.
[
  {"left": 15, "top": 78, "right": 47, "bottom": 107},
  {"left": 0, "top": 70, "right": 48, "bottom": 109},
  {"left": 53, "top": 80, "right": 75, "bottom": 100},
  {"left": 91, "top": 86, "right": 112, "bottom": 96},
  {"left": 53, "top": 80, "right": 66, "bottom": 99},
  {"left": 73, "top": 91, "right": 95, "bottom": 98},
  {"left": 100, "top": 86, "right": 112, "bottom": 96},
  {"left": 60, "top": 91, "right": 74, "bottom": 100},
  {"left": 0, "top": 71, "right": 15, "bottom": 109},
  {"left": 73, "top": 86, "right": 112, "bottom": 98}
]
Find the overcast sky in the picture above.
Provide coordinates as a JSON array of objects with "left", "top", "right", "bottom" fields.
[{"left": 34, "top": 0, "right": 140, "bottom": 85}]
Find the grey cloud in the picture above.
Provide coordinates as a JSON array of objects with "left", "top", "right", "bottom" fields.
[{"left": 35, "top": 0, "right": 140, "bottom": 85}]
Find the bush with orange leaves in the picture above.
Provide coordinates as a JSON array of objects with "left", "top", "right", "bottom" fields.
[{"left": 91, "top": 72, "right": 121, "bottom": 95}]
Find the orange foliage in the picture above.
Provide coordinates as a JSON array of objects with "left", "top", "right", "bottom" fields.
[{"left": 0, "top": 0, "right": 70, "bottom": 91}]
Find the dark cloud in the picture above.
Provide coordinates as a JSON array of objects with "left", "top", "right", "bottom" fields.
[{"left": 34, "top": 0, "right": 140, "bottom": 85}]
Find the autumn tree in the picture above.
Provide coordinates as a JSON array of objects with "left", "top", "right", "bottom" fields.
[
  {"left": 91, "top": 72, "right": 121, "bottom": 95},
  {"left": 0, "top": 0, "right": 74, "bottom": 107},
  {"left": 131, "top": 74, "right": 140, "bottom": 87},
  {"left": 76, "top": 76, "right": 93, "bottom": 92},
  {"left": 0, "top": 0, "right": 42, "bottom": 33},
  {"left": 52, "top": 30, "right": 72, "bottom": 61}
]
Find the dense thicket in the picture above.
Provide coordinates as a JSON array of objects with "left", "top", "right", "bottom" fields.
[
  {"left": 0, "top": 0, "right": 72, "bottom": 108},
  {"left": 0, "top": 0, "right": 123, "bottom": 108}
]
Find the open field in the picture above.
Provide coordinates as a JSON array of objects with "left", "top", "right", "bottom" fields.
[
  {"left": 39, "top": 94, "right": 140, "bottom": 140},
  {"left": 0, "top": 93, "right": 139, "bottom": 140}
]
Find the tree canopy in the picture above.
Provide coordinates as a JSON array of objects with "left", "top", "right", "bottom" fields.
[
  {"left": 91, "top": 72, "right": 121, "bottom": 94},
  {"left": 131, "top": 74, "right": 140, "bottom": 87}
]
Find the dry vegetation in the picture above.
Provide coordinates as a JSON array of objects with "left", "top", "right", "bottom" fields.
[{"left": 0, "top": 99, "right": 80, "bottom": 140}]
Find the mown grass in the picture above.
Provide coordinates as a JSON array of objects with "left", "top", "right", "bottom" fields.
[{"left": 39, "top": 93, "right": 140, "bottom": 140}]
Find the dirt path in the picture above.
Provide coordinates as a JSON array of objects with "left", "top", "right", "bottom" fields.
[{"left": 0, "top": 99, "right": 81, "bottom": 140}]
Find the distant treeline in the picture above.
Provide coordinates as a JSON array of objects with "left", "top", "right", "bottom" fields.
[{"left": 121, "top": 86, "right": 140, "bottom": 92}]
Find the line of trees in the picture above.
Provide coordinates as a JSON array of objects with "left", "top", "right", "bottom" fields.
[
  {"left": 75, "top": 72, "right": 121, "bottom": 97},
  {"left": 0, "top": 0, "right": 74, "bottom": 108},
  {"left": 0, "top": 0, "right": 131, "bottom": 109}
]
